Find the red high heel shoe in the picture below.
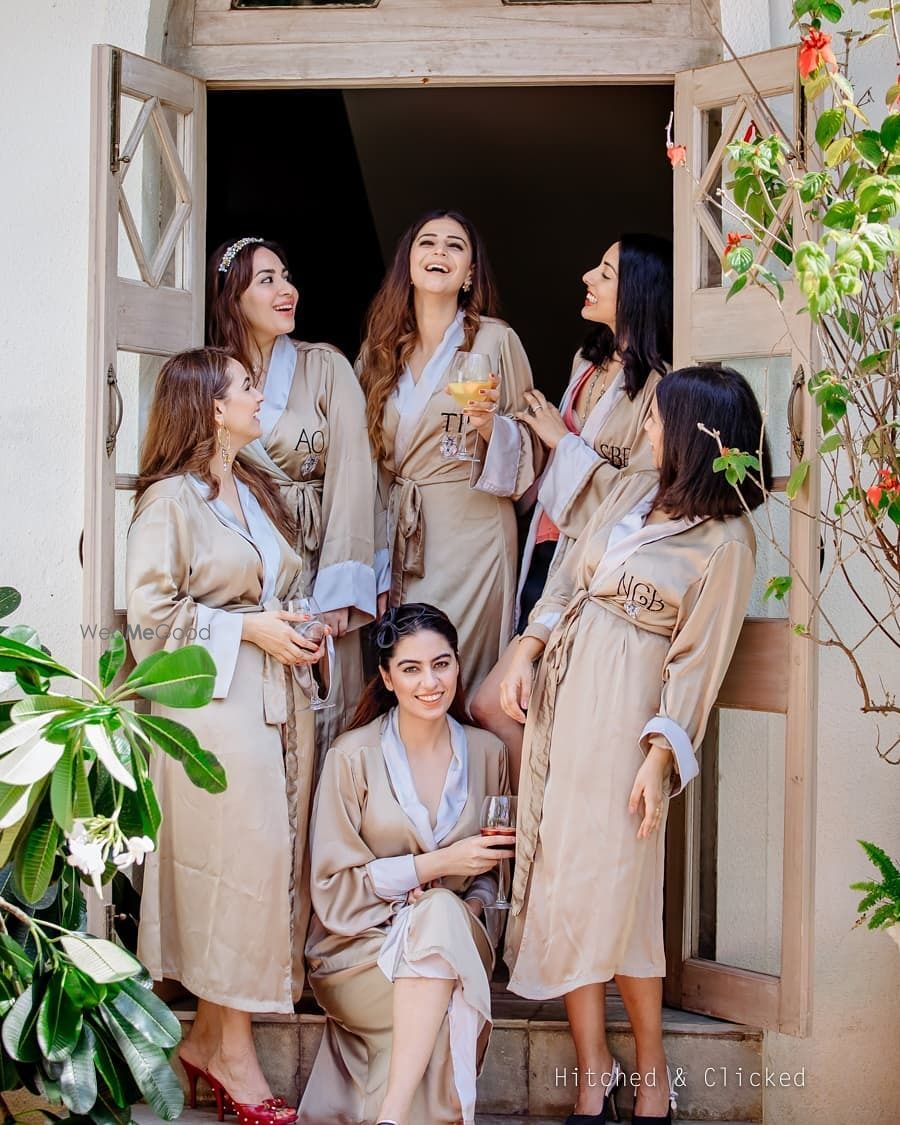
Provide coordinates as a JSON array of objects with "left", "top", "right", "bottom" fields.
[
  {"left": 206, "top": 1071, "right": 297, "bottom": 1125},
  {"left": 179, "top": 1055, "right": 214, "bottom": 1110}
]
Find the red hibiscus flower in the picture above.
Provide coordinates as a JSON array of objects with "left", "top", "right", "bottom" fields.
[
  {"left": 666, "top": 143, "right": 687, "bottom": 168},
  {"left": 798, "top": 30, "right": 837, "bottom": 80}
]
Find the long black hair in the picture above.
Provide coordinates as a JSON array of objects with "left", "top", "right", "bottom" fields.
[
  {"left": 348, "top": 604, "right": 470, "bottom": 730},
  {"left": 655, "top": 365, "right": 772, "bottom": 520},
  {"left": 581, "top": 232, "right": 673, "bottom": 400}
]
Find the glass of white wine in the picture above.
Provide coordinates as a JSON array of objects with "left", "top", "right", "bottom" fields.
[{"left": 445, "top": 351, "right": 494, "bottom": 463}]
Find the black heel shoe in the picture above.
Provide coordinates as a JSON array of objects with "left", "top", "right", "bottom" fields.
[
  {"left": 632, "top": 1083, "right": 677, "bottom": 1124},
  {"left": 564, "top": 1058, "right": 622, "bottom": 1125}
]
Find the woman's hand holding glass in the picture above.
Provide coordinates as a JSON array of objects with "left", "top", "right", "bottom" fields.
[
  {"left": 460, "top": 374, "right": 501, "bottom": 441},
  {"left": 414, "top": 832, "right": 515, "bottom": 884},
  {"left": 322, "top": 606, "right": 350, "bottom": 638},
  {"left": 241, "top": 610, "right": 329, "bottom": 666}
]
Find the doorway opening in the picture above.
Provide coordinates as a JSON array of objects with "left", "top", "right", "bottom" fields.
[{"left": 207, "top": 84, "right": 673, "bottom": 395}]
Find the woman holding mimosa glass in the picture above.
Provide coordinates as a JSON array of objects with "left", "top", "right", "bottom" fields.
[
  {"left": 472, "top": 234, "right": 673, "bottom": 788},
  {"left": 356, "top": 209, "right": 543, "bottom": 696},
  {"left": 502, "top": 366, "right": 771, "bottom": 1124},
  {"left": 299, "top": 604, "right": 513, "bottom": 1125},
  {"left": 207, "top": 237, "right": 377, "bottom": 759}
]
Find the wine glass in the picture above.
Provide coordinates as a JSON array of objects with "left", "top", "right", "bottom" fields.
[
  {"left": 480, "top": 795, "right": 517, "bottom": 910},
  {"left": 288, "top": 597, "right": 334, "bottom": 711},
  {"left": 445, "top": 351, "right": 494, "bottom": 463}
]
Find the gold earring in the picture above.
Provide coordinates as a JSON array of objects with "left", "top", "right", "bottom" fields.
[{"left": 217, "top": 424, "right": 232, "bottom": 471}]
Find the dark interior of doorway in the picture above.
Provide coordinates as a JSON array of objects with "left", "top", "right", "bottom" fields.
[{"left": 207, "top": 85, "right": 673, "bottom": 400}]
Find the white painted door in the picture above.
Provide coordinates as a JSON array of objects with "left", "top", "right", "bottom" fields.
[{"left": 83, "top": 46, "right": 206, "bottom": 678}]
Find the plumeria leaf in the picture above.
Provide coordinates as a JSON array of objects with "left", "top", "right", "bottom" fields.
[
  {"left": 83, "top": 724, "right": 136, "bottom": 792},
  {"left": 0, "top": 634, "right": 74, "bottom": 679},
  {"left": 122, "top": 646, "right": 215, "bottom": 709},
  {"left": 50, "top": 744, "right": 75, "bottom": 833},
  {"left": 110, "top": 978, "right": 181, "bottom": 1049},
  {"left": 58, "top": 1024, "right": 98, "bottom": 1115},
  {"left": 38, "top": 970, "right": 83, "bottom": 1062},
  {"left": 0, "top": 733, "right": 65, "bottom": 787},
  {"left": 132, "top": 714, "right": 226, "bottom": 795},
  {"left": 0, "top": 588, "right": 22, "bottom": 621},
  {"left": 97, "top": 1003, "right": 184, "bottom": 1120},
  {"left": 98, "top": 633, "right": 126, "bottom": 691},
  {"left": 16, "top": 817, "right": 60, "bottom": 903},
  {"left": 60, "top": 935, "right": 142, "bottom": 985},
  {"left": 0, "top": 933, "right": 34, "bottom": 984},
  {"left": 2, "top": 979, "right": 45, "bottom": 1062},
  {"left": 0, "top": 783, "right": 33, "bottom": 831}
]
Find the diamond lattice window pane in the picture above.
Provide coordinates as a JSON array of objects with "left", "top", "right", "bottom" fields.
[{"left": 117, "top": 94, "right": 192, "bottom": 289}]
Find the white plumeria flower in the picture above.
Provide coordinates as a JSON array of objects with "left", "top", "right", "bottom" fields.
[
  {"left": 65, "top": 821, "right": 107, "bottom": 896},
  {"left": 112, "top": 835, "right": 155, "bottom": 870}
]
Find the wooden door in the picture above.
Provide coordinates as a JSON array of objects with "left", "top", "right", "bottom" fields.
[
  {"left": 665, "top": 46, "right": 818, "bottom": 1036},
  {"left": 83, "top": 46, "right": 206, "bottom": 679}
]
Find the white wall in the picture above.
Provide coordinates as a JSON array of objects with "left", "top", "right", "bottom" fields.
[
  {"left": 719, "top": 2, "right": 900, "bottom": 1119},
  {"left": 0, "top": 0, "right": 163, "bottom": 672},
  {"left": 0, "top": 1, "right": 897, "bottom": 1120}
]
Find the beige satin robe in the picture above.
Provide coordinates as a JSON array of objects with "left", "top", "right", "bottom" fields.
[
  {"left": 505, "top": 472, "right": 756, "bottom": 997},
  {"left": 242, "top": 338, "right": 376, "bottom": 758},
  {"left": 126, "top": 474, "right": 315, "bottom": 1011},
  {"left": 300, "top": 717, "right": 509, "bottom": 1125},
  {"left": 369, "top": 317, "right": 539, "bottom": 695},
  {"left": 515, "top": 353, "right": 662, "bottom": 621}
]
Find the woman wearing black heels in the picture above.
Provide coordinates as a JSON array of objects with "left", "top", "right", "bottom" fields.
[{"left": 501, "top": 366, "right": 772, "bottom": 1124}]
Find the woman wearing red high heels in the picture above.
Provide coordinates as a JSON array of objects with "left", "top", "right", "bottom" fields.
[{"left": 127, "top": 348, "right": 326, "bottom": 1125}]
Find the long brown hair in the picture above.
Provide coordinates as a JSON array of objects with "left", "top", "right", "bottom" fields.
[
  {"left": 136, "top": 347, "right": 295, "bottom": 541},
  {"left": 206, "top": 238, "right": 292, "bottom": 381},
  {"left": 357, "top": 209, "right": 500, "bottom": 462},
  {"left": 348, "top": 603, "right": 471, "bottom": 731}
]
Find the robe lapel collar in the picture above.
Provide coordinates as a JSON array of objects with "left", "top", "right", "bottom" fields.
[
  {"left": 591, "top": 488, "right": 704, "bottom": 590},
  {"left": 393, "top": 311, "right": 466, "bottom": 465},
  {"left": 258, "top": 334, "right": 297, "bottom": 443}
]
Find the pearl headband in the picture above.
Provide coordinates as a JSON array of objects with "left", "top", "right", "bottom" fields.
[{"left": 218, "top": 236, "right": 264, "bottom": 273}]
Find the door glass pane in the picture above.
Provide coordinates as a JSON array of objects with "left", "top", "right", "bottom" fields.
[
  {"left": 698, "top": 91, "right": 796, "bottom": 291},
  {"left": 694, "top": 708, "right": 784, "bottom": 976},
  {"left": 115, "top": 352, "right": 164, "bottom": 478},
  {"left": 233, "top": 1, "right": 378, "bottom": 6}
]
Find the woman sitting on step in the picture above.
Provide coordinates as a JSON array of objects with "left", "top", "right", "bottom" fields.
[
  {"left": 298, "top": 603, "right": 513, "bottom": 1125},
  {"left": 501, "top": 365, "right": 771, "bottom": 1125}
]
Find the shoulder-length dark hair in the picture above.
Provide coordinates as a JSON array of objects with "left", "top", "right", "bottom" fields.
[
  {"left": 581, "top": 232, "right": 673, "bottom": 400},
  {"left": 654, "top": 364, "right": 772, "bottom": 520},
  {"left": 206, "top": 237, "right": 292, "bottom": 382},
  {"left": 348, "top": 603, "right": 471, "bottom": 730},
  {"left": 357, "top": 209, "right": 500, "bottom": 462},
  {"left": 136, "top": 346, "right": 295, "bottom": 542}
]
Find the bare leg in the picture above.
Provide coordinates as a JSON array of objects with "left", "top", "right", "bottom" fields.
[
  {"left": 180, "top": 997, "right": 221, "bottom": 1069},
  {"left": 207, "top": 1006, "right": 277, "bottom": 1106},
  {"left": 376, "top": 977, "right": 455, "bottom": 1125},
  {"left": 563, "top": 983, "right": 613, "bottom": 1116},
  {"left": 615, "top": 976, "right": 669, "bottom": 1116},
  {"left": 470, "top": 640, "right": 525, "bottom": 789}
]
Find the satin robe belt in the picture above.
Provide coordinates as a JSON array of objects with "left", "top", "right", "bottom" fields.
[
  {"left": 279, "top": 478, "right": 324, "bottom": 555},
  {"left": 510, "top": 589, "right": 673, "bottom": 915},
  {"left": 387, "top": 475, "right": 438, "bottom": 607},
  {"left": 248, "top": 599, "right": 312, "bottom": 735}
]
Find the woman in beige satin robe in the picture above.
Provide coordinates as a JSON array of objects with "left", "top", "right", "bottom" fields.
[
  {"left": 127, "top": 348, "right": 325, "bottom": 1120},
  {"left": 472, "top": 234, "right": 673, "bottom": 785},
  {"left": 501, "top": 366, "right": 771, "bottom": 1124},
  {"left": 208, "top": 237, "right": 376, "bottom": 755},
  {"left": 356, "top": 209, "right": 541, "bottom": 697},
  {"left": 299, "top": 604, "right": 513, "bottom": 1125}
]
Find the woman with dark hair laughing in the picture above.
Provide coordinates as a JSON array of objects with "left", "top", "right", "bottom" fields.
[
  {"left": 502, "top": 365, "right": 771, "bottom": 1125},
  {"left": 472, "top": 234, "right": 673, "bottom": 786}
]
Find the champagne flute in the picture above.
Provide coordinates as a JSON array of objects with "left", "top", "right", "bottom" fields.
[
  {"left": 446, "top": 351, "right": 494, "bottom": 463},
  {"left": 288, "top": 596, "right": 334, "bottom": 711},
  {"left": 480, "top": 795, "right": 517, "bottom": 910}
]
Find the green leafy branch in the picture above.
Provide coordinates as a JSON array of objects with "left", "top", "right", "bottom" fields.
[{"left": 851, "top": 839, "right": 900, "bottom": 930}]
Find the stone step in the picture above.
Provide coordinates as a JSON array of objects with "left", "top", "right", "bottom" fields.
[{"left": 172, "top": 984, "right": 763, "bottom": 1122}]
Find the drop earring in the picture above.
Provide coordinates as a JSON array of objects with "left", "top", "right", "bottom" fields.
[
  {"left": 218, "top": 424, "right": 232, "bottom": 471},
  {"left": 462, "top": 275, "right": 473, "bottom": 293}
]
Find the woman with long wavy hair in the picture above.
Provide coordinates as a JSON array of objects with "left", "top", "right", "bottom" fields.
[
  {"left": 127, "top": 347, "right": 327, "bottom": 1124},
  {"left": 472, "top": 234, "right": 673, "bottom": 786},
  {"left": 207, "top": 236, "right": 376, "bottom": 759},
  {"left": 357, "top": 209, "right": 542, "bottom": 697},
  {"left": 299, "top": 603, "right": 512, "bottom": 1125}
]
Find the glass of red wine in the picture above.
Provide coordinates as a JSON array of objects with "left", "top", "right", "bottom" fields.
[
  {"left": 288, "top": 597, "right": 334, "bottom": 711},
  {"left": 480, "top": 795, "right": 517, "bottom": 910}
]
